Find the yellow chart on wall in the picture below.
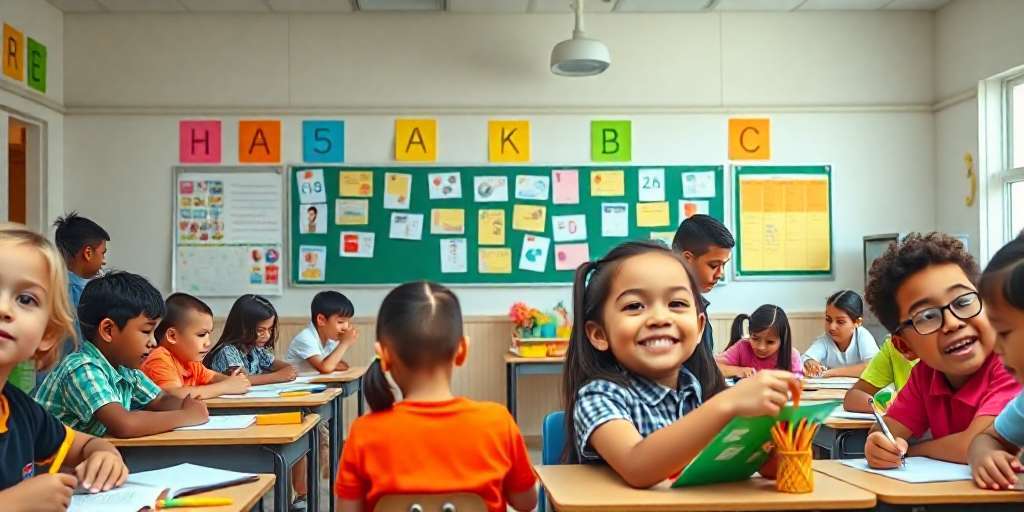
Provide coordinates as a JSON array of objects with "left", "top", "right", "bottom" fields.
[{"left": 734, "top": 166, "right": 831, "bottom": 277}]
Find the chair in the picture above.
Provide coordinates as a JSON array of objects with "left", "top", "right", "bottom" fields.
[
  {"left": 539, "top": 411, "right": 566, "bottom": 512},
  {"left": 373, "top": 493, "right": 487, "bottom": 512}
]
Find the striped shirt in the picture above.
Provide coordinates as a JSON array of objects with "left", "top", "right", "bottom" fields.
[
  {"left": 34, "top": 341, "right": 161, "bottom": 436},
  {"left": 573, "top": 366, "right": 703, "bottom": 462}
]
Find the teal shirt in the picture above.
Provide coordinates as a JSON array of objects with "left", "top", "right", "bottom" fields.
[{"left": 34, "top": 341, "right": 161, "bottom": 436}]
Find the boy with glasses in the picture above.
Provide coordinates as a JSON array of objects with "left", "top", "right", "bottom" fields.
[{"left": 862, "top": 233, "right": 1021, "bottom": 468}]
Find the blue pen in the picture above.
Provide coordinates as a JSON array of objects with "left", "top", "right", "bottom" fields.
[{"left": 868, "top": 397, "right": 904, "bottom": 467}]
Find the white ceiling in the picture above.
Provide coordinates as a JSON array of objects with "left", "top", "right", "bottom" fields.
[{"left": 46, "top": 0, "right": 951, "bottom": 13}]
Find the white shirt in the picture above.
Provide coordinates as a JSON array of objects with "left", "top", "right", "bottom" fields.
[
  {"left": 285, "top": 323, "right": 339, "bottom": 375},
  {"left": 801, "top": 326, "right": 879, "bottom": 368}
]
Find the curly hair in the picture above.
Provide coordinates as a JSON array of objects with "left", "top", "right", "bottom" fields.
[{"left": 865, "top": 233, "right": 979, "bottom": 333}]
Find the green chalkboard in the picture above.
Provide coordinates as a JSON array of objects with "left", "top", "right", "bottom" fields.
[{"left": 290, "top": 165, "right": 724, "bottom": 286}]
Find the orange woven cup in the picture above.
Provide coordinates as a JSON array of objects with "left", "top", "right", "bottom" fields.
[{"left": 775, "top": 449, "right": 813, "bottom": 493}]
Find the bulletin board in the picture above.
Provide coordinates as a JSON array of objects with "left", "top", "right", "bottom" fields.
[
  {"left": 733, "top": 165, "right": 833, "bottom": 280},
  {"left": 172, "top": 166, "right": 285, "bottom": 296},
  {"left": 289, "top": 165, "right": 725, "bottom": 286}
]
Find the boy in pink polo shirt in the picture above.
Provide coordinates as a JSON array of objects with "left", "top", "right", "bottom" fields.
[{"left": 862, "top": 233, "right": 1021, "bottom": 468}]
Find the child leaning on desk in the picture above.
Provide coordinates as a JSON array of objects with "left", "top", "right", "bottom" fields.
[
  {"left": 0, "top": 225, "right": 128, "bottom": 511},
  {"left": 969, "top": 234, "right": 1024, "bottom": 490},
  {"left": 203, "top": 294, "right": 298, "bottom": 385}
]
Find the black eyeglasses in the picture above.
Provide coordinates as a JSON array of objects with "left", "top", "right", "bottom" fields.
[{"left": 895, "top": 292, "right": 983, "bottom": 336}]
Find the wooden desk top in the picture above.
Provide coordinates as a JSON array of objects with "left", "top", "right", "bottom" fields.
[
  {"left": 107, "top": 414, "right": 319, "bottom": 447},
  {"left": 815, "top": 460, "right": 1024, "bottom": 505},
  {"left": 174, "top": 474, "right": 276, "bottom": 512},
  {"left": 306, "top": 366, "right": 367, "bottom": 384},
  {"left": 800, "top": 389, "right": 846, "bottom": 401},
  {"left": 204, "top": 387, "right": 342, "bottom": 409},
  {"left": 535, "top": 464, "right": 876, "bottom": 511},
  {"left": 503, "top": 353, "right": 565, "bottom": 364},
  {"left": 822, "top": 417, "right": 875, "bottom": 430}
]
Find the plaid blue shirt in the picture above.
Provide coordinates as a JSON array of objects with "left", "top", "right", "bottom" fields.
[
  {"left": 574, "top": 367, "right": 703, "bottom": 462},
  {"left": 208, "top": 345, "right": 275, "bottom": 375}
]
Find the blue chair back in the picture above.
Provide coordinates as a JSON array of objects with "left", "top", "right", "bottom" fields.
[{"left": 539, "top": 411, "right": 566, "bottom": 512}]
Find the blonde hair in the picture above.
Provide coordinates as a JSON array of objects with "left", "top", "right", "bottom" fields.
[{"left": 0, "top": 223, "right": 76, "bottom": 370}]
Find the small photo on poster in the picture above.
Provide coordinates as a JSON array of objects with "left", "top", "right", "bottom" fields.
[
  {"left": 300, "top": 203, "right": 328, "bottom": 234},
  {"left": 299, "top": 245, "right": 327, "bottom": 282}
]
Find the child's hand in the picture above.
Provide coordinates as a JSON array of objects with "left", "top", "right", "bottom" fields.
[
  {"left": 279, "top": 365, "right": 298, "bottom": 381},
  {"left": 803, "top": 360, "right": 825, "bottom": 377},
  {"left": 75, "top": 450, "right": 129, "bottom": 493},
  {"left": 224, "top": 373, "right": 251, "bottom": 394},
  {"left": 180, "top": 394, "right": 209, "bottom": 425},
  {"left": 2, "top": 473, "right": 77, "bottom": 511},
  {"left": 736, "top": 367, "right": 756, "bottom": 379},
  {"left": 724, "top": 370, "right": 794, "bottom": 417},
  {"left": 972, "top": 449, "right": 1022, "bottom": 490},
  {"left": 340, "top": 325, "right": 360, "bottom": 347},
  {"left": 865, "top": 431, "right": 908, "bottom": 469}
]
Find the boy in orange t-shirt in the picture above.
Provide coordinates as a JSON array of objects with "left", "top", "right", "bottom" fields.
[
  {"left": 142, "top": 293, "right": 249, "bottom": 399},
  {"left": 336, "top": 282, "right": 537, "bottom": 512}
]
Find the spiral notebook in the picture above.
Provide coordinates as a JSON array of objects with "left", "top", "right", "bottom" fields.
[{"left": 69, "top": 463, "right": 256, "bottom": 512}]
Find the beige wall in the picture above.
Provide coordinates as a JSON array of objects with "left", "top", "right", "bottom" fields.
[{"left": 237, "top": 312, "right": 826, "bottom": 437}]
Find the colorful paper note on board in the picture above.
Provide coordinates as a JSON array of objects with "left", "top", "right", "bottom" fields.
[
  {"left": 519, "top": 235, "right": 551, "bottom": 273},
  {"left": 638, "top": 168, "right": 666, "bottom": 202},
  {"left": 637, "top": 202, "right": 670, "bottom": 227},
  {"left": 431, "top": 208, "right": 465, "bottom": 235},
  {"left": 679, "top": 200, "right": 709, "bottom": 219},
  {"left": 428, "top": 172, "right": 462, "bottom": 200},
  {"left": 26, "top": 37, "right": 46, "bottom": 93},
  {"left": 395, "top": 119, "right": 437, "bottom": 161},
  {"left": 515, "top": 175, "right": 550, "bottom": 201},
  {"left": 389, "top": 212, "right": 424, "bottom": 240},
  {"left": 335, "top": 199, "right": 369, "bottom": 226},
  {"left": 3, "top": 24, "right": 24, "bottom": 81},
  {"left": 488, "top": 120, "right": 530, "bottom": 163},
  {"left": 591, "top": 120, "right": 631, "bottom": 162},
  {"left": 552, "top": 169, "right": 580, "bottom": 204},
  {"left": 300, "top": 203, "right": 327, "bottom": 234},
  {"left": 384, "top": 173, "right": 412, "bottom": 209},
  {"left": 339, "top": 232, "right": 375, "bottom": 258},
  {"left": 555, "top": 243, "right": 590, "bottom": 271},
  {"left": 590, "top": 170, "right": 625, "bottom": 197},
  {"left": 682, "top": 172, "right": 716, "bottom": 198},
  {"left": 298, "top": 245, "right": 326, "bottom": 282},
  {"left": 650, "top": 232, "right": 675, "bottom": 248},
  {"left": 297, "top": 169, "right": 327, "bottom": 204},
  {"left": 340, "top": 171, "right": 373, "bottom": 198},
  {"left": 302, "top": 120, "right": 344, "bottom": 163},
  {"left": 179, "top": 121, "right": 222, "bottom": 164},
  {"left": 440, "top": 238, "right": 468, "bottom": 273},
  {"left": 552, "top": 214, "right": 587, "bottom": 242},
  {"left": 601, "top": 203, "right": 629, "bottom": 237},
  {"left": 479, "top": 248, "right": 512, "bottom": 274},
  {"left": 474, "top": 176, "right": 509, "bottom": 203},
  {"left": 478, "top": 209, "right": 505, "bottom": 246},
  {"left": 239, "top": 120, "right": 281, "bottom": 163},
  {"left": 512, "top": 204, "right": 546, "bottom": 233},
  {"left": 729, "top": 118, "right": 770, "bottom": 160}
]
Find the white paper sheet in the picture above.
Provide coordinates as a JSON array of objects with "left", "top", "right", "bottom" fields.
[
  {"left": 175, "top": 414, "right": 255, "bottom": 431},
  {"left": 129, "top": 463, "right": 256, "bottom": 498},
  {"left": 69, "top": 484, "right": 164, "bottom": 512},
  {"left": 840, "top": 457, "right": 973, "bottom": 483}
]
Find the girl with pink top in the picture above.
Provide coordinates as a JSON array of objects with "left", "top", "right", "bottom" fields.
[{"left": 716, "top": 304, "right": 803, "bottom": 379}]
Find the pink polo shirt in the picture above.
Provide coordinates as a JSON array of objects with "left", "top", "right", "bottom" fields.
[
  {"left": 887, "top": 352, "right": 1020, "bottom": 439},
  {"left": 718, "top": 339, "right": 803, "bottom": 375}
]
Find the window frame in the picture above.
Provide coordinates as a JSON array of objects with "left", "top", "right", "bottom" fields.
[{"left": 1002, "top": 74, "right": 1024, "bottom": 238}]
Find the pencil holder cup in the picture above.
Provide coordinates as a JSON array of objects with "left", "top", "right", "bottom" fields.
[{"left": 775, "top": 450, "right": 813, "bottom": 493}]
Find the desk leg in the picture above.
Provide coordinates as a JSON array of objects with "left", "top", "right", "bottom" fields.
[
  {"left": 329, "top": 395, "right": 342, "bottom": 512},
  {"left": 357, "top": 378, "right": 365, "bottom": 417},
  {"left": 261, "top": 447, "right": 292, "bottom": 512},
  {"left": 308, "top": 424, "right": 320, "bottom": 512},
  {"left": 506, "top": 363, "right": 518, "bottom": 421}
]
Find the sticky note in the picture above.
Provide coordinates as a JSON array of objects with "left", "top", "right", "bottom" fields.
[
  {"left": 552, "top": 214, "right": 587, "bottom": 242},
  {"left": 3, "top": 24, "right": 24, "bottom": 82},
  {"left": 297, "top": 169, "right": 327, "bottom": 204},
  {"left": 384, "top": 173, "right": 412, "bottom": 210},
  {"left": 552, "top": 169, "right": 580, "bottom": 205},
  {"left": 601, "top": 203, "right": 629, "bottom": 237},
  {"left": 590, "top": 170, "right": 625, "bottom": 196},
  {"left": 26, "top": 37, "right": 45, "bottom": 93},
  {"left": 395, "top": 119, "right": 437, "bottom": 161},
  {"left": 302, "top": 120, "right": 344, "bottom": 163},
  {"left": 489, "top": 120, "right": 530, "bottom": 162},
  {"left": 335, "top": 199, "right": 369, "bottom": 225},
  {"left": 478, "top": 209, "right": 505, "bottom": 246},
  {"left": 519, "top": 235, "right": 551, "bottom": 273},
  {"left": 238, "top": 120, "right": 281, "bottom": 163},
  {"left": 729, "top": 118, "right": 771, "bottom": 160},
  {"left": 389, "top": 212, "right": 424, "bottom": 240},
  {"left": 637, "top": 202, "right": 670, "bottom": 227},
  {"left": 479, "top": 248, "right": 512, "bottom": 274},
  {"left": 555, "top": 243, "right": 590, "bottom": 271},
  {"left": 428, "top": 172, "right": 462, "bottom": 199},
  {"left": 340, "top": 171, "right": 373, "bottom": 197},
  {"left": 638, "top": 168, "right": 666, "bottom": 202},
  {"left": 591, "top": 120, "right": 631, "bottom": 162},
  {"left": 679, "top": 200, "right": 710, "bottom": 219},
  {"left": 512, "top": 204, "right": 546, "bottom": 233},
  {"left": 431, "top": 208, "right": 465, "bottom": 235},
  {"left": 179, "top": 120, "right": 221, "bottom": 164},
  {"left": 440, "top": 238, "right": 468, "bottom": 273}
]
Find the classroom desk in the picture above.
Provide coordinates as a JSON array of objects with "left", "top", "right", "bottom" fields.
[
  {"left": 173, "top": 474, "right": 276, "bottom": 512},
  {"left": 814, "top": 417, "right": 874, "bottom": 460},
  {"left": 800, "top": 388, "right": 848, "bottom": 401},
  {"left": 109, "top": 414, "right": 320, "bottom": 512},
  {"left": 815, "top": 459, "right": 1024, "bottom": 511},
  {"left": 535, "top": 464, "right": 877, "bottom": 511},
  {"left": 505, "top": 354, "right": 564, "bottom": 421},
  {"left": 205, "top": 388, "right": 343, "bottom": 512},
  {"left": 307, "top": 366, "right": 367, "bottom": 417}
]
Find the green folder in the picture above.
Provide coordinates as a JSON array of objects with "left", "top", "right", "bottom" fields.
[{"left": 671, "top": 401, "right": 840, "bottom": 487}]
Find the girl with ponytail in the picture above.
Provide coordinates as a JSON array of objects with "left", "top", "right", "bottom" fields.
[
  {"left": 717, "top": 304, "right": 801, "bottom": 379},
  {"left": 338, "top": 282, "right": 537, "bottom": 512},
  {"left": 561, "top": 241, "right": 799, "bottom": 488}
]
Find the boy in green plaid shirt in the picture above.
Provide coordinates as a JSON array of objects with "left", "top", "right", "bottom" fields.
[{"left": 35, "top": 272, "right": 209, "bottom": 437}]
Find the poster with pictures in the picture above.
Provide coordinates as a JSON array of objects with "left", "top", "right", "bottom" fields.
[
  {"left": 428, "top": 172, "right": 463, "bottom": 200},
  {"left": 299, "top": 203, "right": 328, "bottom": 234},
  {"left": 440, "top": 238, "right": 468, "bottom": 273},
  {"left": 175, "top": 168, "right": 283, "bottom": 297},
  {"left": 473, "top": 176, "right": 509, "bottom": 203},
  {"left": 340, "top": 231, "right": 375, "bottom": 258},
  {"left": 297, "top": 168, "right": 327, "bottom": 204},
  {"left": 298, "top": 245, "right": 327, "bottom": 282}
]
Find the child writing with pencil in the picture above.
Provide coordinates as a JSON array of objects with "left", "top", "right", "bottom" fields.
[
  {"left": 862, "top": 233, "right": 1020, "bottom": 468},
  {"left": 563, "top": 241, "right": 798, "bottom": 488},
  {"left": 337, "top": 282, "right": 537, "bottom": 512},
  {"left": 0, "top": 224, "right": 128, "bottom": 510},
  {"left": 969, "top": 235, "right": 1024, "bottom": 490},
  {"left": 204, "top": 294, "right": 296, "bottom": 385},
  {"left": 141, "top": 293, "right": 251, "bottom": 399},
  {"left": 842, "top": 335, "right": 918, "bottom": 413}
]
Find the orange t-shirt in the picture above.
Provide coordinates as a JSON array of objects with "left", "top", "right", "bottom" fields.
[
  {"left": 335, "top": 398, "right": 536, "bottom": 512},
  {"left": 141, "top": 346, "right": 217, "bottom": 389}
]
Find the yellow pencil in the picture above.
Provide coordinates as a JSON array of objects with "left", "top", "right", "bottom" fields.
[
  {"left": 278, "top": 391, "right": 311, "bottom": 397},
  {"left": 49, "top": 427, "right": 75, "bottom": 474}
]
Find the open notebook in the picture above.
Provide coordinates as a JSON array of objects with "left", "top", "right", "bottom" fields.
[
  {"left": 219, "top": 382, "right": 327, "bottom": 399},
  {"left": 69, "top": 463, "right": 256, "bottom": 512}
]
